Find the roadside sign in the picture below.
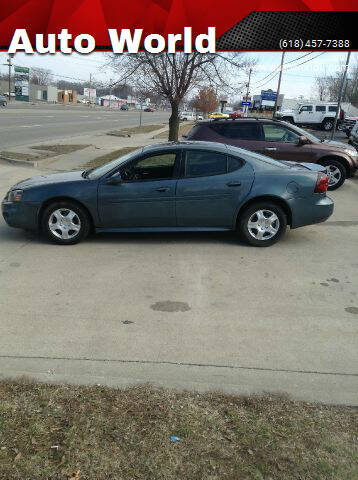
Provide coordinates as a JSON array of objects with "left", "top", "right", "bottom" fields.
[
  {"left": 261, "top": 90, "right": 277, "bottom": 101},
  {"left": 241, "top": 101, "right": 251, "bottom": 106},
  {"left": 14, "top": 66, "right": 30, "bottom": 102}
]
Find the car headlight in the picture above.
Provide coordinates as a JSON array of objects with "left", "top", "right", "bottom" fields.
[
  {"left": 7, "top": 189, "right": 23, "bottom": 202},
  {"left": 344, "top": 148, "right": 357, "bottom": 157}
]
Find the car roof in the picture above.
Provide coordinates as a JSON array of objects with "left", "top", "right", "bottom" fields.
[
  {"left": 196, "top": 117, "right": 280, "bottom": 125},
  {"left": 143, "top": 141, "right": 228, "bottom": 153}
]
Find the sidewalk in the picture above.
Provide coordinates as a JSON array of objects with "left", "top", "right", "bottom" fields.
[{"left": 1, "top": 125, "right": 170, "bottom": 172}]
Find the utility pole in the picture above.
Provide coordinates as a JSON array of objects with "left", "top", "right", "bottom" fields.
[
  {"left": 331, "top": 51, "right": 351, "bottom": 140},
  {"left": 244, "top": 67, "right": 252, "bottom": 117},
  {"left": 2, "top": 54, "right": 14, "bottom": 102},
  {"left": 88, "top": 73, "right": 92, "bottom": 106},
  {"left": 273, "top": 51, "right": 285, "bottom": 118},
  {"left": 109, "top": 79, "right": 112, "bottom": 109}
]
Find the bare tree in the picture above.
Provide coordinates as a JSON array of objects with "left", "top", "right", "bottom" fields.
[
  {"left": 192, "top": 86, "right": 218, "bottom": 117},
  {"left": 31, "top": 67, "right": 52, "bottom": 86},
  {"left": 315, "top": 77, "right": 328, "bottom": 101},
  {"left": 109, "top": 52, "right": 251, "bottom": 141},
  {"left": 315, "top": 60, "right": 358, "bottom": 107}
]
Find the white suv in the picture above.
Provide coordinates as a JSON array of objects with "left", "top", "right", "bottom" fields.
[
  {"left": 179, "top": 111, "right": 203, "bottom": 121},
  {"left": 275, "top": 102, "right": 343, "bottom": 131}
]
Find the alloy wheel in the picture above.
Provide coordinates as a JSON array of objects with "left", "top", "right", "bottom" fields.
[
  {"left": 48, "top": 208, "right": 81, "bottom": 240},
  {"left": 247, "top": 209, "right": 280, "bottom": 241},
  {"left": 326, "top": 164, "right": 342, "bottom": 186}
]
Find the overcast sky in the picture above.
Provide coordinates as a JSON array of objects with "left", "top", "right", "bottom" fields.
[{"left": 1, "top": 51, "right": 355, "bottom": 100}]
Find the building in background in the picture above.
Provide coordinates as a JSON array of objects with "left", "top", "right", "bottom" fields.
[{"left": 58, "top": 89, "right": 77, "bottom": 104}]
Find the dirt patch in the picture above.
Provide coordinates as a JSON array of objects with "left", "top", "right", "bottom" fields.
[
  {"left": 82, "top": 146, "right": 143, "bottom": 169},
  {"left": 345, "top": 306, "right": 358, "bottom": 314},
  {"left": 107, "top": 124, "right": 164, "bottom": 136},
  {"left": 0, "top": 379, "right": 357, "bottom": 479},
  {"left": 30, "top": 145, "right": 90, "bottom": 155},
  {"left": 0, "top": 151, "right": 40, "bottom": 162},
  {"left": 151, "top": 300, "right": 191, "bottom": 312},
  {"left": 153, "top": 122, "right": 194, "bottom": 139}
]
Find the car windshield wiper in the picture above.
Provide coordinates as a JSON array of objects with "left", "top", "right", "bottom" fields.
[{"left": 81, "top": 168, "right": 94, "bottom": 178}]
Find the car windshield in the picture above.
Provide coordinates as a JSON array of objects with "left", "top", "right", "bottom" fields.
[{"left": 86, "top": 148, "right": 143, "bottom": 179}]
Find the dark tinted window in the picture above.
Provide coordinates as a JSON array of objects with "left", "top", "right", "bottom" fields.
[
  {"left": 300, "top": 105, "right": 313, "bottom": 112},
  {"left": 316, "top": 105, "right": 326, "bottom": 112},
  {"left": 328, "top": 106, "right": 337, "bottom": 112},
  {"left": 228, "top": 156, "right": 244, "bottom": 172},
  {"left": 185, "top": 151, "right": 227, "bottom": 177},
  {"left": 263, "top": 124, "right": 300, "bottom": 143},
  {"left": 210, "top": 122, "right": 262, "bottom": 140},
  {"left": 121, "top": 152, "right": 176, "bottom": 181}
]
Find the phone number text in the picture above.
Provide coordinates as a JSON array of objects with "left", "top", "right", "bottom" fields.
[{"left": 279, "top": 39, "right": 350, "bottom": 49}]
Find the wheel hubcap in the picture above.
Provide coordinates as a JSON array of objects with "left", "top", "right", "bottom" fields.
[
  {"left": 324, "top": 122, "right": 333, "bottom": 130},
  {"left": 247, "top": 209, "right": 280, "bottom": 241},
  {"left": 325, "top": 165, "right": 341, "bottom": 186},
  {"left": 48, "top": 209, "right": 81, "bottom": 240}
]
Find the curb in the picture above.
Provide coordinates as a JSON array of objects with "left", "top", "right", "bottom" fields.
[{"left": 0, "top": 155, "right": 38, "bottom": 168}]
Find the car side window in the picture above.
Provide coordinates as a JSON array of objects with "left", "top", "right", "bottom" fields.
[
  {"left": 263, "top": 124, "right": 300, "bottom": 144},
  {"left": 300, "top": 105, "right": 313, "bottom": 112},
  {"left": 210, "top": 122, "right": 262, "bottom": 140},
  {"left": 228, "top": 156, "right": 245, "bottom": 172},
  {"left": 328, "top": 106, "right": 337, "bottom": 112},
  {"left": 120, "top": 152, "right": 177, "bottom": 181},
  {"left": 316, "top": 105, "right": 326, "bottom": 112},
  {"left": 184, "top": 150, "right": 227, "bottom": 177}
]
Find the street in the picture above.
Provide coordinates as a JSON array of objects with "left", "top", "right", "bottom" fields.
[
  {"left": 0, "top": 104, "right": 170, "bottom": 149},
  {"left": 0, "top": 159, "right": 357, "bottom": 405}
]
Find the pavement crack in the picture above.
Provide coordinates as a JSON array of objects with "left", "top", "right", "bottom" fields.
[{"left": 0, "top": 354, "right": 357, "bottom": 377}]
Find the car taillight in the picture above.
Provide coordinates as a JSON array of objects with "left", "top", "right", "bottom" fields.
[{"left": 314, "top": 173, "right": 329, "bottom": 193}]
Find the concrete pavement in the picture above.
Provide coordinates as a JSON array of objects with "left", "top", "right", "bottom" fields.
[
  {"left": 0, "top": 103, "right": 170, "bottom": 149},
  {"left": 0, "top": 161, "right": 357, "bottom": 405}
]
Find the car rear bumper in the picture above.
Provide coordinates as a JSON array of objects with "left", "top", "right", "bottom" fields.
[
  {"left": 288, "top": 195, "right": 334, "bottom": 229},
  {"left": 1, "top": 201, "right": 39, "bottom": 230}
]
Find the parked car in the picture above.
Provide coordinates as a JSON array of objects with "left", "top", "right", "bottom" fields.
[
  {"left": 208, "top": 112, "right": 230, "bottom": 119},
  {"left": 229, "top": 111, "right": 243, "bottom": 119},
  {"left": 341, "top": 116, "right": 358, "bottom": 137},
  {"left": 2, "top": 141, "right": 333, "bottom": 247},
  {"left": 186, "top": 118, "right": 358, "bottom": 190},
  {"left": 144, "top": 107, "right": 155, "bottom": 112},
  {"left": 120, "top": 104, "right": 129, "bottom": 110},
  {"left": 275, "top": 102, "right": 344, "bottom": 131},
  {"left": 349, "top": 121, "right": 358, "bottom": 150},
  {"left": 0, "top": 94, "right": 7, "bottom": 106},
  {"left": 180, "top": 111, "right": 203, "bottom": 121}
]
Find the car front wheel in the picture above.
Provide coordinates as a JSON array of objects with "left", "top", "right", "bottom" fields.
[
  {"left": 322, "top": 119, "right": 334, "bottom": 131},
  {"left": 238, "top": 202, "right": 287, "bottom": 247},
  {"left": 41, "top": 201, "right": 90, "bottom": 245},
  {"left": 322, "top": 159, "right": 346, "bottom": 190}
]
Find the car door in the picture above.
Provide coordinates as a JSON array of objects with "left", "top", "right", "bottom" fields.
[
  {"left": 176, "top": 149, "right": 254, "bottom": 228},
  {"left": 97, "top": 150, "right": 179, "bottom": 228},
  {"left": 297, "top": 104, "right": 313, "bottom": 123},
  {"left": 259, "top": 123, "right": 313, "bottom": 163}
]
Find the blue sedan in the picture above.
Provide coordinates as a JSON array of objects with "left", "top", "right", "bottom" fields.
[{"left": 2, "top": 141, "right": 333, "bottom": 247}]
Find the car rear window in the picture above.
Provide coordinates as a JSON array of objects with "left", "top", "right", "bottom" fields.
[
  {"left": 185, "top": 150, "right": 227, "bottom": 177},
  {"left": 209, "top": 122, "right": 262, "bottom": 140}
]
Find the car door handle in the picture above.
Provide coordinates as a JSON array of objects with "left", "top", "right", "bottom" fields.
[
  {"left": 156, "top": 187, "right": 170, "bottom": 192},
  {"left": 226, "top": 181, "right": 241, "bottom": 187},
  {"left": 265, "top": 147, "right": 277, "bottom": 151}
]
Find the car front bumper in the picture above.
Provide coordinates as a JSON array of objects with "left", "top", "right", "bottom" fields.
[
  {"left": 1, "top": 200, "right": 39, "bottom": 230},
  {"left": 288, "top": 195, "right": 334, "bottom": 229}
]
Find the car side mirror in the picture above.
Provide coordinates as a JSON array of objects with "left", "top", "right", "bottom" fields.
[
  {"left": 298, "top": 135, "right": 309, "bottom": 146},
  {"left": 106, "top": 174, "right": 122, "bottom": 185}
]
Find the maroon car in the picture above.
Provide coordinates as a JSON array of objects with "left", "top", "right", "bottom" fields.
[{"left": 186, "top": 118, "right": 358, "bottom": 190}]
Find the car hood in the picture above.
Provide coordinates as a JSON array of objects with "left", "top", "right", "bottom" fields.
[
  {"left": 14, "top": 171, "right": 85, "bottom": 189},
  {"left": 312, "top": 139, "right": 356, "bottom": 154}
]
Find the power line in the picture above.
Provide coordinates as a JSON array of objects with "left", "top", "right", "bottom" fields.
[{"left": 284, "top": 52, "right": 326, "bottom": 71}]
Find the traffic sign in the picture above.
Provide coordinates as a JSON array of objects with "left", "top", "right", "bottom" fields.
[{"left": 241, "top": 101, "right": 251, "bottom": 106}]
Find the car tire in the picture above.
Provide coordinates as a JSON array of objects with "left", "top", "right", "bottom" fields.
[
  {"left": 321, "top": 159, "right": 346, "bottom": 190},
  {"left": 237, "top": 202, "right": 287, "bottom": 247},
  {"left": 41, "top": 201, "right": 90, "bottom": 245},
  {"left": 322, "top": 119, "right": 334, "bottom": 131}
]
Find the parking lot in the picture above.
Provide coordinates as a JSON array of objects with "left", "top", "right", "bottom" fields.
[{"left": 1, "top": 158, "right": 357, "bottom": 405}]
